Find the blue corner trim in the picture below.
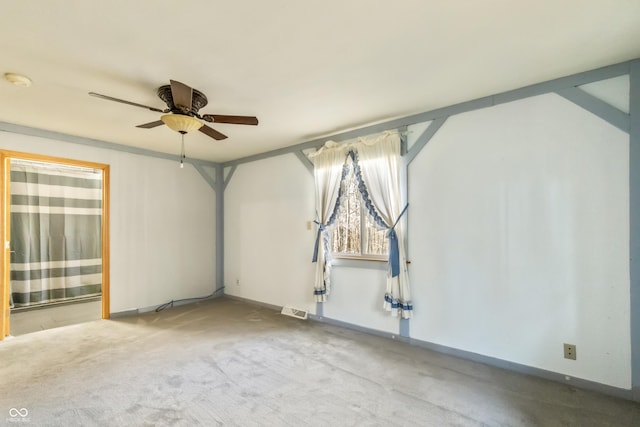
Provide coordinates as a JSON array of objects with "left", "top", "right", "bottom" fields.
[
  {"left": 399, "top": 318, "right": 410, "bottom": 338},
  {"left": 629, "top": 59, "right": 640, "bottom": 388}
]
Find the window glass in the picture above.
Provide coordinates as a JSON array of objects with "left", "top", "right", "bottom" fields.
[{"left": 330, "top": 157, "right": 388, "bottom": 258}]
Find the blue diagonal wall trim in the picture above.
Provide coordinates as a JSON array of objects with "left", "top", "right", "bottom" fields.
[
  {"left": 223, "top": 166, "right": 237, "bottom": 190},
  {"left": 193, "top": 163, "right": 216, "bottom": 191},
  {"left": 294, "top": 151, "right": 314, "bottom": 176},
  {"left": 556, "top": 87, "right": 630, "bottom": 133},
  {"left": 406, "top": 117, "right": 448, "bottom": 165}
]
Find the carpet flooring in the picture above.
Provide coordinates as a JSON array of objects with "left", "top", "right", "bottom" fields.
[{"left": 0, "top": 297, "right": 638, "bottom": 426}]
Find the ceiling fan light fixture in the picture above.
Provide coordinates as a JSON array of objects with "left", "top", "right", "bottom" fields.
[
  {"left": 90, "top": 80, "right": 256, "bottom": 142},
  {"left": 161, "top": 114, "right": 203, "bottom": 134}
]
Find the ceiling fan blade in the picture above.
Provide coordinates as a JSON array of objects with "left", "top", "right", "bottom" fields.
[
  {"left": 199, "top": 124, "right": 228, "bottom": 141},
  {"left": 136, "top": 120, "right": 165, "bottom": 129},
  {"left": 170, "top": 80, "right": 193, "bottom": 113},
  {"left": 202, "top": 114, "right": 259, "bottom": 125},
  {"left": 89, "top": 92, "right": 165, "bottom": 113}
]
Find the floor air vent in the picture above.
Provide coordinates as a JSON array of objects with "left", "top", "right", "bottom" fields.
[{"left": 281, "top": 306, "right": 308, "bottom": 320}]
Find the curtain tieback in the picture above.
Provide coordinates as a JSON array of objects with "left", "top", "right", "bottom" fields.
[
  {"left": 387, "top": 204, "right": 409, "bottom": 277},
  {"left": 312, "top": 220, "right": 327, "bottom": 263}
]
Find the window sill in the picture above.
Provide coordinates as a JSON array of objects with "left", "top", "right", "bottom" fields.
[
  {"left": 331, "top": 256, "right": 388, "bottom": 270},
  {"left": 330, "top": 256, "right": 411, "bottom": 271},
  {"left": 333, "top": 255, "right": 388, "bottom": 262}
]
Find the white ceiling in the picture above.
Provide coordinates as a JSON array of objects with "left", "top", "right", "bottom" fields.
[{"left": 0, "top": 1, "right": 639, "bottom": 163}]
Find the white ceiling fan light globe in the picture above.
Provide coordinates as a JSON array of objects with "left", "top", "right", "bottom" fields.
[{"left": 160, "top": 114, "right": 203, "bottom": 133}]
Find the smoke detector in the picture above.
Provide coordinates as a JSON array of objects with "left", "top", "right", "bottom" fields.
[{"left": 4, "top": 73, "right": 32, "bottom": 87}]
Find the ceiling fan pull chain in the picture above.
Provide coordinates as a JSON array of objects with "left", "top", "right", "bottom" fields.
[{"left": 180, "top": 133, "right": 186, "bottom": 168}]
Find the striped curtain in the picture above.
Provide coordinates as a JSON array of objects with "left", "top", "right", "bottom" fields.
[{"left": 9, "top": 160, "right": 103, "bottom": 308}]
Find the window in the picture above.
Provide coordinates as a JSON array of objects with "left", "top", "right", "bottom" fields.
[{"left": 330, "top": 156, "right": 389, "bottom": 259}]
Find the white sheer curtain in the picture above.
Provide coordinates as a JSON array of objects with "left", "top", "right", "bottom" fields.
[
  {"left": 310, "top": 142, "right": 348, "bottom": 301},
  {"left": 353, "top": 132, "right": 412, "bottom": 318}
]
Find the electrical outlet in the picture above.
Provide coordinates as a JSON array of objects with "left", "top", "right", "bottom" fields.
[{"left": 564, "top": 343, "right": 576, "bottom": 360}]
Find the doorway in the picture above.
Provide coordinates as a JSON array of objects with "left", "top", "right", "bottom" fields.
[{"left": 1, "top": 150, "right": 110, "bottom": 339}]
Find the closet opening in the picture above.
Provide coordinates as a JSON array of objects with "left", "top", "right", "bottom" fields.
[{"left": 1, "top": 150, "right": 110, "bottom": 338}]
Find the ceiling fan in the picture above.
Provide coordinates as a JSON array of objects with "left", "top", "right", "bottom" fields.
[{"left": 89, "top": 80, "right": 258, "bottom": 141}]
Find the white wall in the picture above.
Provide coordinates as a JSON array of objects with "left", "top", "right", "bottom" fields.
[
  {"left": 0, "top": 132, "right": 216, "bottom": 313},
  {"left": 224, "top": 153, "right": 317, "bottom": 313},
  {"left": 322, "top": 265, "right": 399, "bottom": 334},
  {"left": 4, "top": 78, "right": 631, "bottom": 389},
  {"left": 223, "top": 87, "right": 631, "bottom": 389},
  {"left": 408, "top": 93, "right": 630, "bottom": 389}
]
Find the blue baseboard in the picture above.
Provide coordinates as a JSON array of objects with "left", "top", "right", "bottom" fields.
[
  {"left": 405, "top": 335, "right": 637, "bottom": 402},
  {"left": 307, "top": 313, "right": 638, "bottom": 402}
]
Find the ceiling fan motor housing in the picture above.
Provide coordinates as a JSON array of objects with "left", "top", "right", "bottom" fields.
[{"left": 157, "top": 85, "right": 208, "bottom": 115}]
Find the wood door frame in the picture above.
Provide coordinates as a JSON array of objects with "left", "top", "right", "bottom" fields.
[{"left": 0, "top": 150, "right": 110, "bottom": 339}]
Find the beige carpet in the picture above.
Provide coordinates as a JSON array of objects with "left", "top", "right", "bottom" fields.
[{"left": 0, "top": 297, "right": 638, "bottom": 426}]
